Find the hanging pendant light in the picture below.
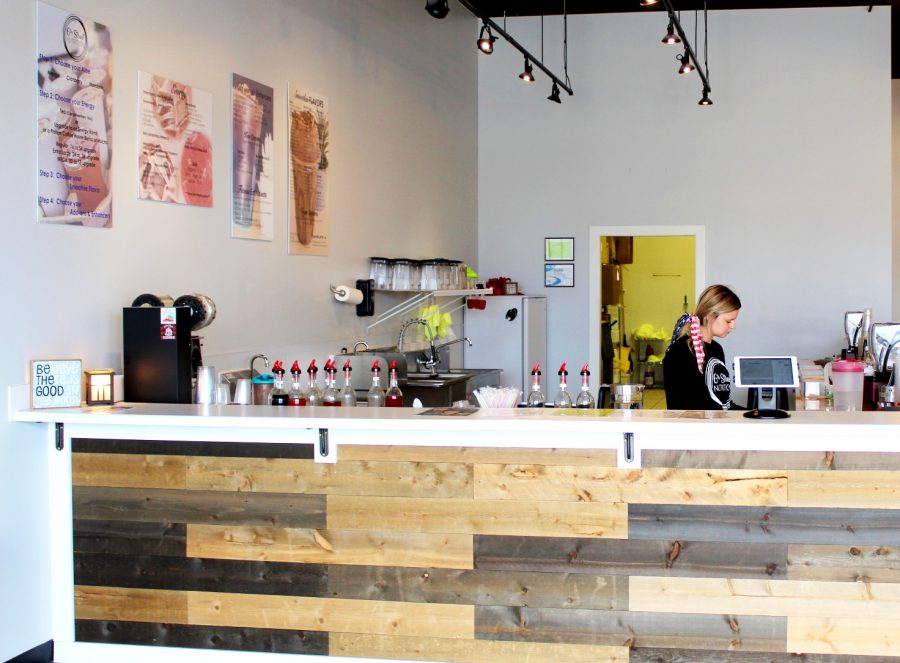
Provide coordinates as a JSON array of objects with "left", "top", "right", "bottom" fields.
[
  {"left": 677, "top": 50, "right": 695, "bottom": 74},
  {"left": 698, "top": 87, "right": 713, "bottom": 105},
  {"left": 477, "top": 24, "right": 496, "bottom": 54},
  {"left": 547, "top": 82, "right": 561, "bottom": 104},
  {"left": 661, "top": 20, "right": 681, "bottom": 45},
  {"left": 519, "top": 58, "right": 535, "bottom": 83},
  {"left": 640, "top": 0, "right": 659, "bottom": 5}
]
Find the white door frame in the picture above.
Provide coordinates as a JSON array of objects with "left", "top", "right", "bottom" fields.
[{"left": 588, "top": 225, "right": 706, "bottom": 384}]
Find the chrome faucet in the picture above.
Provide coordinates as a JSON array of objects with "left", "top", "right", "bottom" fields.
[
  {"left": 431, "top": 337, "right": 472, "bottom": 371},
  {"left": 250, "top": 354, "right": 269, "bottom": 379},
  {"left": 352, "top": 340, "right": 369, "bottom": 354},
  {"left": 398, "top": 318, "right": 437, "bottom": 374}
]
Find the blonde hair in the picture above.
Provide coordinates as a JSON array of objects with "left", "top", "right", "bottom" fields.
[{"left": 677, "top": 284, "right": 741, "bottom": 340}]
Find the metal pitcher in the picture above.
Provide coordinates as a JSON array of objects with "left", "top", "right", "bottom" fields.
[{"left": 597, "top": 383, "right": 644, "bottom": 409}]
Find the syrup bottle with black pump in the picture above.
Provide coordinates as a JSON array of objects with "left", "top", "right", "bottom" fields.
[
  {"left": 385, "top": 360, "right": 404, "bottom": 407},
  {"left": 268, "top": 360, "right": 290, "bottom": 406},
  {"left": 526, "top": 364, "right": 545, "bottom": 407},
  {"left": 553, "top": 362, "right": 573, "bottom": 408},
  {"left": 322, "top": 358, "right": 341, "bottom": 406},
  {"left": 306, "top": 359, "right": 322, "bottom": 406},
  {"left": 576, "top": 364, "right": 596, "bottom": 409},
  {"left": 367, "top": 360, "right": 385, "bottom": 407},
  {"left": 288, "top": 360, "right": 306, "bottom": 405},
  {"left": 341, "top": 359, "right": 356, "bottom": 407}
]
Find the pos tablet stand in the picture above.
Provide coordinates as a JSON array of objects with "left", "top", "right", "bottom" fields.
[
  {"left": 733, "top": 356, "right": 799, "bottom": 420},
  {"left": 743, "top": 387, "right": 790, "bottom": 419}
]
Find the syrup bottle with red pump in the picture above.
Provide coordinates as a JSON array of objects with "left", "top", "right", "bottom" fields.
[
  {"left": 553, "top": 362, "right": 573, "bottom": 408},
  {"left": 385, "top": 360, "right": 404, "bottom": 407},
  {"left": 526, "top": 363, "right": 545, "bottom": 407},
  {"left": 269, "top": 361, "right": 290, "bottom": 405},
  {"left": 341, "top": 359, "right": 356, "bottom": 407},
  {"left": 367, "top": 360, "right": 385, "bottom": 407},
  {"left": 288, "top": 360, "right": 306, "bottom": 406},
  {"left": 575, "top": 363, "right": 596, "bottom": 409},
  {"left": 306, "top": 359, "right": 322, "bottom": 406},
  {"left": 322, "top": 358, "right": 341, "bottom": 406}
]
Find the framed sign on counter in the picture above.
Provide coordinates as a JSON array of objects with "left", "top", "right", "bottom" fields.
[{"left": 30, "top": 359, "right": 82, "bottom": 408}]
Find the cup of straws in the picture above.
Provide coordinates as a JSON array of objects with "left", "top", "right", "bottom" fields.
[{"left": 473, "top": 386, "right": 521, "bottom": 408}]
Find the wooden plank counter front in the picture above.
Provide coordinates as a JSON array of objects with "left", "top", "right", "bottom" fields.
[{"left": 14, "top": 404, "right": 900, "bottom": 663}]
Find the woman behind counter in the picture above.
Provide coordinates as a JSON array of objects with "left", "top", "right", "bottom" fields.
[{"left": 663, "top": 284, "right": 741, "bottom": 410}]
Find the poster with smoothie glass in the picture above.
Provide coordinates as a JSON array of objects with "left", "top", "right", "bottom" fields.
[
  {"left": 37, "top": 2, "right": 112, "bottom": 227},
  {"left": 231, "top": 74, "right": 274, "bottom": 240},
  {"left": 288, "top": 85, "right": 329, "bottom": 256},
  {"left": 137, "top": 71, "right": 213, "bottom": 207}
]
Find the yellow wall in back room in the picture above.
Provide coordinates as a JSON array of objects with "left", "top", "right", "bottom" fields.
[{"left": 622, "top": 235, "right": 696, "bottom": 352}]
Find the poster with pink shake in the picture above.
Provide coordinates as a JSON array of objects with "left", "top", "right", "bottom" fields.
[
  {"left": 37, "top": 2, "right": 112, "bottom": 227},
  {"left": 288, "top": 85, "right": 329, "bottom": 256},
  {"left": 231, "top": 74, "right": 274, "bottom": 240},
  {"left": 137, "top": 71, "right": 213, "bottom": 208}
]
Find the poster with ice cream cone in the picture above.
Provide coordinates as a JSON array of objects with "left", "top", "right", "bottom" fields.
[
  {"left": 231, "top": 74, "right": 274, "bottom": 240},
  {"left": 137, "top": 71, "right": 213, "bottom": 207},
  {"left": 288, "top": 85, "right": 329, "bottom": 256},
  {"left": 37, "top": 2, "right": 112, "bottom": 227}
]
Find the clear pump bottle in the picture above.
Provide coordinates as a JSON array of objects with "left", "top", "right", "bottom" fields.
[
  {"left": 385, "top": 360, "right": 404, "bottom": 407},
  {"left": 269, "top": 361, "right": 289, "bottom": 406},
  {"left": 322, "top": 359, "right": 341, "bottom": 406},
  {"left": 341, "top": 360, "right": 356, "bottom": 407},
  {"left": 306, "top": 360, "right": 322, "bottom": 406},
  {"left": 367, "top": 360, "right": 385, "bottom": 407},
  {"left": 553, "top": 362, "right": 573, "bottom": 408},
  {"left": 576, "top": 364, "right": 596, "bottom": 409},
  {"left": 526, "top": 364, "right": 545, "bottom": 408},
  {"left": 288, "top": 360, "right": 306, "bottom": 406}
]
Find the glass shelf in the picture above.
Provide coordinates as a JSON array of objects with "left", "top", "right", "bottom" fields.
[{"left": 366, "top": 289, "right": 484, "bottom": 332}]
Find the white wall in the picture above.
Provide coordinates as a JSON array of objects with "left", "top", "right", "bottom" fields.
[
  {"left": 1, "top": 1, "right": 477, "bottom": 658},
  {"left": 478, "top": 7, "right": 890, "bottom": 375}
]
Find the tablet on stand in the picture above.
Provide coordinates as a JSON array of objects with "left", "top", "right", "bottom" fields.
[{"left": 733, "top": 356, "right": 799, "bottom": 419}]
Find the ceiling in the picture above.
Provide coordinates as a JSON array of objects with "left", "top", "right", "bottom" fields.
[{"left": 464, "top": 1, "right": 886, "bottom": 17}]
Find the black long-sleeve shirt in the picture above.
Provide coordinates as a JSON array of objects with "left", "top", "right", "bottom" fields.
[{"left": 662, "top": 338, "right": 732, "bottom": 410}]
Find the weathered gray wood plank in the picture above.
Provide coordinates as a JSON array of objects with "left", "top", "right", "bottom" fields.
[
  {"left": 629, "top": 505, "right": 900, "bottom": 545},
  {"left": 630, "top": 648, "right": 900, "bottom": 662},
  {"left": 75, "top": 619, "right": 327, "bottom": 654},
  {"left": 73, "top": 486, "right": 326, "bottom": 528},
  {"left": 641, "top": 450, "right": 900, "bottom": 471},
  {"left": 327, "top": 565, "right": 626, "bottom": 609},
  {"left": 73, "top": 437, "right": 314, "bottom": 459},
  {"left": 74, "top": 519, "right": 186, "bottom": 556},
  {"left": 475, "top": 535, "right": 788, "bottom": 579},
  {"left": 75, "top": 552, "right": 328, "bottom": 597},
  {"left": 475, "top": 606, "right": 785, "bottom": 651},
  {"left": 788, "top": 544, "right": 900, "bottom": 582}
]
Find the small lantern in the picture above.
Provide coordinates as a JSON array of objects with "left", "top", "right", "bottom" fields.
[{"left": 85, "top": 369, "right": 115, "bottom": 405}]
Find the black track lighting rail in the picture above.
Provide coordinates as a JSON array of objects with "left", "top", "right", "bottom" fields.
[
  {"left": 660, "top": 0, "right": 711, "bottom": 95},
  {"left": 456, "top": 0, "right": 574, "bottom": 96}
]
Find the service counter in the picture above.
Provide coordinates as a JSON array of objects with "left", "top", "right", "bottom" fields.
[{"left": 13, "top": 404, "right": 900, "bottom": 663}]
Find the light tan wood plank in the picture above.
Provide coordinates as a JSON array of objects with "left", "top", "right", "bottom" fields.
[
  {"left": 630, "top": 576, "right": 900, "bottom": 618},
  {"left": 187, "top": 457, "right": 472, "bottom": 498},
  {"left": 788, "top": 616, "right": 900, "bottom": 656},
  {"left": 187, "top": 591, "right": 473, "bottom": 639},
  {"left": 75, "top": 585, "right": 187, "bottom": 623},
  {"left": 789, "top": 470, "right": 900, "bottom": 509},
  {"left": 474, "top": 465, "right": 787, "bottom": 507},
  {"left": 327, "top": 495, "right": 627, "bottom": 538},
  {"left": 789, "top": 544, "right": 900, "bottom": 582},
  {"left": 187, "top": 523, "right": 474, "bottom": 569},
  {"left": 340, "top": 445, "right": 618, "bottom": 466},
  {"left": 331, "top": 632, "right": 628, "bottom": 662},
  {"left": 72, "top": 453, "right": 187, "bottom": 489}
]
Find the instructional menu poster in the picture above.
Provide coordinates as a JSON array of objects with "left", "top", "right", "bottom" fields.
[
  {"left": 37, "top": 3, "right": 113, "bottom": 227},
  {"left": 231, "top": 74, "right": 274, "bottom": 240},
  {"left": 137, "top": 71, "right": 213, "bottom": 207},
  {"left": 288, "top": 85, "right": 329, "bottom": 256}
]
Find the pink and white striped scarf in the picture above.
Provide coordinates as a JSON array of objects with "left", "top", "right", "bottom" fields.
[{"left": 688, "top": 315, "right": 705, "bottom": 373}]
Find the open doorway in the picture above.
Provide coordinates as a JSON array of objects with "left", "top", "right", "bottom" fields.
[{"left": 589, "top": 226, "right": 705, "bottom": 408}]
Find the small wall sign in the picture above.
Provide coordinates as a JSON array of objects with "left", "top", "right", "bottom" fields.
[{"left": 30, "top": 359, "right": 83, "bottom": 408}]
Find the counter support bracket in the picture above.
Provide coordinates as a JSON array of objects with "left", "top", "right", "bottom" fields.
[
  {"left": 316, "top": 428, "right": 336, "bottom": 464},
  {"left": 55, "top": 422, "right": 64, "bottom": 451},
  {"left": 618, "top": 431, "right": 641, "bottom": 468}
]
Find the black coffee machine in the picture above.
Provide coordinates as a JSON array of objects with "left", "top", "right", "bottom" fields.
[{"left": 123, "top": 294, "right": 216, "bottom": 403}]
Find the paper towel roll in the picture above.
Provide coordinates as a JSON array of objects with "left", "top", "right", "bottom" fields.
[{"left": 333, "top": 285, "right": 364, "bottom": 305}]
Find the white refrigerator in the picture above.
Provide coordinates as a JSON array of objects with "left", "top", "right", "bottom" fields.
[{"left": 463, "top": 295, "right": 547, "bottom": 396}]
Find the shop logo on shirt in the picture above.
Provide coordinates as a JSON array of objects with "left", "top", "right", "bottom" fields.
[{"left": 705, "top": 357, "right": 732, "bottom": 409}]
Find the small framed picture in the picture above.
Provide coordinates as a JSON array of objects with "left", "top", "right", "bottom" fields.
[
  {"left": 545, "top": 263, "right": 574, "bottom": 287},
  {"left": 544, "top": 237, "right": 574, "bottom": 261}
]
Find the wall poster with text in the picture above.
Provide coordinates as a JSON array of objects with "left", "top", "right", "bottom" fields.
[
  {"left": 37, "top": 2, "right": 113, "bottom": 227},
  {"left": 288, "top": 85, "right": 329, "bottom": 256},
  {"left": 137, "top": 71, "right": 213, "bottom": 207},
  {"left": 231, "top": 74, "right": 274, "bottom": 240}
]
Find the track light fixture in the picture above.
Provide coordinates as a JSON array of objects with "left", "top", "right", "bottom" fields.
[
  {"left": 548, "top": 82, "right": 562, "bottom": 104},
  {"left": 677, "top": 49, "right": 695, "bottom": 74},
  {"left": 640, "top": 0, "right": 659, "bottom": 5},
  {"left": 519, "top": 59, "right": 535, "bottom": 83},
  {"left": 424, "top": 0, "right": 449, "bottom": 19},
  {"left": 477, "top": 24, "right": 496, "bottom": 54},
  {"left": 698, "top": 87, "right": 712, "bottom": 105},
  {"left": 661, "top": 20, "right": 681, "bottom": 45}
]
